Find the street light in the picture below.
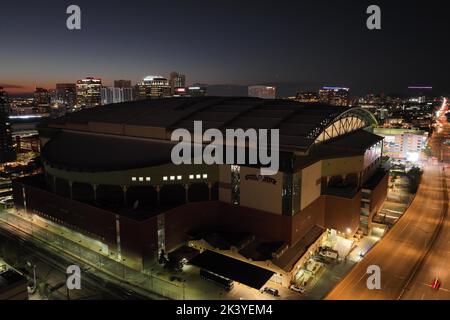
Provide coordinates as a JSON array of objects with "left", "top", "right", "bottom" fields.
[{"left": 26, "top": 261, "right": 36, "bottom": 295}]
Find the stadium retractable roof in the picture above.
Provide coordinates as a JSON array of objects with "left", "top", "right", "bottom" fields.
[{"left": 43, "top": 97, "right": 378, "bottom": 153}]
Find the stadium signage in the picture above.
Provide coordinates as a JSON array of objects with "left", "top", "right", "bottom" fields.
[{"left": 245, "top": 174, "right": 277, "bottom": 185}]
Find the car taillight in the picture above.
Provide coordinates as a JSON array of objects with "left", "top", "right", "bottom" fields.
[{"left": 431, "top": 279, "right": 441, "bottom": 290}]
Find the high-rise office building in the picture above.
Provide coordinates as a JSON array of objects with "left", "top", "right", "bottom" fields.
[
  {"left": 0, "top": 87, "right": 16, "bottom": 163},
  {"left": 101, "top": 87, "right": 134, "bottom": 105},
  {"left": 34, "top": 87, "right": 51, "bottom": 106},
  {"left": 187, "top": 86, "right": 207, "bottom": 97},
  {"left": 173, "top": 87, "right": 188, "bottom": 97},
  {"left": 296, "top": 91, "right": 320, "bottom": 103},
  {"left": 248, "top": 86, "right": 276, "bottom": 99},
  {"left": 56, "top": 83, "right": 77, "bottom": 108},
  {"left": 169, "top": 72, "right": 186, "bottom": 95},
  {"left": 319, "top": 87, "right": 351, "bottom": 106},
  {"left": 76, "top": 77, "right": 102, "bottom": 108},
  {"left": 136, "top": 75, "right": 171, "bottom": 100},
  {"left": 48, "top": 89, "right": 57, "bottom": 104}
]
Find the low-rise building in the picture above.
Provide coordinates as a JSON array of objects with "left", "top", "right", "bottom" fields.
[{"left": 374, "top": 127, "right": 428, "bottom": 161}]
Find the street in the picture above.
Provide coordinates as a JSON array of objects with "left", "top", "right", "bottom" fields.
[
  {"left": 327, "top": 99, "right": 450, "bottom": 300},
  {"left": 400, "top": 99, "right": 450, "bottom": 300},
  {"left": 400, "top": 172, "right": 449, "bottom": 299}
]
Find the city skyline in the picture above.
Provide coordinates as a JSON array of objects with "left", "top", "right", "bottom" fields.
[
  {"left": 1, "top": 0, "right": 450, "bottom": 95},
  {"left": 0, "top": 73, "right": 442, "bottom": 98},
  {"left": 1, "top": 0, "right": 450, "bottom": 304}
]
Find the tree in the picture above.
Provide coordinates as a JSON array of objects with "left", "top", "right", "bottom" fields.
[
  {"left": 424, "top": 146, "right": 432, "bottom": 157},
  {"left": 406, "top": 166, "right": 423, "bottom": 193}
]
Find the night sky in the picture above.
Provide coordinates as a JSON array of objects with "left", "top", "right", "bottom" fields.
[{"left": 1, "top": 0, "right": 449, "bottom": 95}]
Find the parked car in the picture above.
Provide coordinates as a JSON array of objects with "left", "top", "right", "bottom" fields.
[
  {"left": 319, "top": 247, "right": 339, "bottom": 260},
  {"left": 262, "top": 287, "right": 279, "bottom": 297},
  {"left": 289, "top": 285, "right": 305, "bottom": 294},
  {"left": 313, "top": 255, "right": 330, "bottom": 264}
]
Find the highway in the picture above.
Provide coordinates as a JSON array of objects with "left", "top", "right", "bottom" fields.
[
  {"left": 400, "top": 172, "right": 449, "bottom": 300},
  {"left": 400, "top": 99, "right": 450, "bottom": 300},
  {"left": 327, "top": 99, "right": 449, "bottom": 300}
]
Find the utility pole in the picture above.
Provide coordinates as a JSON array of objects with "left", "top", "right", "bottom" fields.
[
  {"left": 65, "top": 273, "right": 70, "bottom": 300},
  {"left": 26, "top": 261, "right": 37, "bottom": 294}
]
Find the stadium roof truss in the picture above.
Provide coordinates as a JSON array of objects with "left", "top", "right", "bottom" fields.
[{"left": 310, "top": 108, "right": 378, "bottom": 145}]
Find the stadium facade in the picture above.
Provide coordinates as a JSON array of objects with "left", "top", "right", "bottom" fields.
[{"left": 12, "top": 97, "right": 388, "bottom": 286}]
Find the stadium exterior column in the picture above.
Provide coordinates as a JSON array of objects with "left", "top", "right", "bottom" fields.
[
  {"left": 208, "top": 182, "right": 212, "bottom": 200},
  {"left": 122, "top": 186, "right": 128, "bottom": 206},
  {"left": 68, "top": 181, "right": 73, "bottom": 199},
  {"left": 92, "top": 184, "right": 98, "bottom": 201},
  {"left": 156, "top": 185, "right": 161, "bottom": 206},
  {"left": 185, "top": 184, "right": 189, "bottom": 203}
]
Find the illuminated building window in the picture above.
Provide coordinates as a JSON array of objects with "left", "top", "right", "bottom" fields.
[
  {"left": 196, "top": 174, "right": 201, "bottom": 179},
  {"left": 203, "top": 174, "right": 208, "bottom": 179},
  {"left": 170, "top": 176, "right": 175, "bottom": 181},
  {"left": 139, "top": 177, "right": 144, "bottom": 182},
  {"left": 163, "top": 176, "right": 168, "bottom": 181},
  {"left": 146, "top": 177, "right": 151, "bottom": 182},
  {"left": 189, "top": 175, "right": 194, "bottom": 180},
  {"left": 177, "top": 176, "right": 182, "bottom": 180},
  {"left": 132, "top": 177, "right": 137, "bottom": 182}
]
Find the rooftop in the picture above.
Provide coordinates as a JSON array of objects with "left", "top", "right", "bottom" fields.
[
  {"left": 294, "top": 129, "right": 384, "bottom": 170},
  {"left": 41, "top": 130, "right": 174, "bottom": 171},
  {"left": 189, "top": 250, "right": 274, "bottom": 290},
  {"left": 41, "top": 97, "right": 377, "bottom": 153}
]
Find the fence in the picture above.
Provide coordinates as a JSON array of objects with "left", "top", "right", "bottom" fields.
[{"left": 0, "top": 210, "right": 184, "bottom": 300}]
